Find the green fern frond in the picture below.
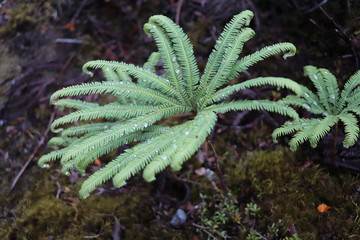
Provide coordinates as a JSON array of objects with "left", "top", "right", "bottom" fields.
[
  {"left": 205, "top": 100, "right": 299, "bottom": 119},
  {"left": 228, "top": 42, "right": 296, "bottom": 81},
  {"left": 209, "top": 77, "right": 302, "bottom": 104},
  {"left": 169, "top": 111, "right": 217, "bottom": 171},
  {"left": 61, "top": 122, "right": 118, "bottom": 137},
  {"left": 345, "top": 89, "right": 360, "bottom": 106},
  {"left": 117, "top": 69, "right": 132, "bottom": 82},
  {"left": 142, "top": 111, "right": 217, "bottom": 182},
  {"left": 281, "top": 84, "right": 327, "bottom": 115},
  {"left": 50, "top": 81, "right": 180, "bottom": 107},
  {"left": 345, "top": 106, "right": 360, "bottom": 117},
  {"left": 337, "top": 70, "right": 360, "bottom": 109},
  {"left": 143, "top": 23, "right": 189, "bottom": 104},
  {"left": 308, "top": 115, "right": 339, "bottom": 148},
  {"left": 53, "top": 99, "right": 99, "bottom": 110},
  {"left": 279, "top": 95, "right": 307, "bottom": 107},
  {"left": 142, "top": 144, "right": 178, "bottom": 182},
  {"left": 288, "top": 119, "right": 320, "bottom": 151},
  {"left": 72, "top": 127, "right": 169, "bottom": 173},
  {"left": 101, "top": 68, "right": 131, "bottom": 103},
  {"left": 50, "top": 104, "right": 163, "bottom": 132},
  {"left": 83, "top": 61, "right": 185, "bottom": 102},
  {"left": 143, "top": 52, "right": 160, "bottom": 72},
  {"left": 111, "top": 125, "right": 190, "bottom": 188},
  {"left": 318, "top": 68, "right": 339, "bottom": 107},
  {"left": 103, "top": 67, "right": 122, "bottom": 82},
  {"left": 196, "top": 10, "right": 254, "bottom": 97},
  {"left": 102, "top": 66, "right": 132, "bottom": 83},
  {"left": 298, "top": 86, "right": 326, "bottom": 114},
  {"left": 303, "top": 65, "right": 331, "bottom": 112},
  {"left": 148, "top": 15, "right": 200, "bottom": 103},
  {"left": 62, "top": 129, "right": 162, "bottom": 174},
  {"left": 78, "top": 148, "right": 133, "bottom": 198},
  {"left": 48, "top": 137, "right": 75, "bottom": 147},
  {"left": 138, "top": 111, "right": 214, "bottom": 181},
  {"left": 338, "top": 113, "right": 359, "bottom": 148},
  {"left": 38, "top": 148, "right": 68, "bottom": 167},
  {"left": 272, "top": 120, "right": 309, "bottom": 143},
  {"left": 39, "top": 132, "right": 100, "bottom": 168},
  {"left": 199, "top": 27, "right": 255, "bottom": 105}
]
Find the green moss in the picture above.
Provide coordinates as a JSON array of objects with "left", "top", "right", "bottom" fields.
[
  {"left": 0, "top": 1, "right": 59, "bottom": 38},
  {"left": 0, "top": 46, "right": 21, "bottom": 105},
  {"left": 0, "top": 168, "right": 193, "bottom": 240},
  {"left": 224, "top": 147, "right": 360, "bottom": 239},
  {"left": 0, "top": 3, "right": 36, "bottom": 37}
]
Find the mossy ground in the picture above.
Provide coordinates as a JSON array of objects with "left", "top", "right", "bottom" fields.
[
  {"left": 0, "top": 168, "right": 193, "bottom": 239},
  {"left": 2, "top": 124, "right": 359, "bottom": 239},
  {"left": 223, "top": 146, "right": 360, "bottom": 239}
]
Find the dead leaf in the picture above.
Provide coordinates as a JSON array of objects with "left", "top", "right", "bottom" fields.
[
  {"left": 317, "top": 203, "right": 331, "bottom": 213},
  {"left": 94, "top": 158, "right": 101, "bottom": 166},
  {"left": 64, "top": 22, "right": 75, "bottom": 31}
]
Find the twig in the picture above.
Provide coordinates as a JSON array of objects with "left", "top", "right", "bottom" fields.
[
  {"left": 87, "top": 15, "right": 122, "bottom": 39},
  {"left": 91, "top": 213, "right": 121, "bottom": 240},
  {"left": 319, "top": 6, "right": 360, "bottom": 69},
  {"left": 346, "top": 0, "right": 351, "bottom": 15},
  {"left": 172, "top": 173, "right": 215, "bottom": 190},
  {"left": 309, "top": 18, "right": 326, "bottom": 31},
  {"left": 304, "top": 0, "right": 327, "bottom": 14},
  {"left": 56, "top": 181, "right": 62, "bottom": 198},
  {"left": 70, "top": 202, "right": 79, "bottom": 221},
  {"left": 208, "top": 140, "right": 228, "bottom": 193},
  {"left": 192, "top": 223, "right": 220, "bottom": 240},
  {"left": 71, "top": 0, "right": 90, "bottom": 23},
  {"left": 83, "top": 234, "right": 102, "bottom": 238},
  {"left": 0, "top": 61, "right": 62, "bottom": 87},
  {"left": 9, "top": 112, "right": 55, "bottom": 193},
  {"left": 290, "top": 0, "right": 302, "bottom": 13},
  {"left": 54, "top": 38, "right": 84, "bottom": 44},
  {"left": 175, "top": 0, "right": 184, "bottom": 24},
  {"left": 232, "top": 111, "right": 249, "bottom": 126},
  {"left": 112, "top": 215, "right": 121, "bottom": 240},
  {"left": 56, "top": 52, "right": 76, "bottom": 81}
]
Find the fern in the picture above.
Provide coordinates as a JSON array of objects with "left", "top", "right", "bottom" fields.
[
  {"left": 39, "top": 11, "right": 300, "bottom": 198},
  {"left": 274, "top": 66, "right": 360, "bottom": 150}
]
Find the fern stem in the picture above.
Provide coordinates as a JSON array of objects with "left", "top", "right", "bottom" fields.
[{"left": 331, "top": 122, "right": 338, "bottom": 166}]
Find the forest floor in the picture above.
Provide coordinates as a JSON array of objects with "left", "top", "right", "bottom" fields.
[{"left": 0, "top": 0, "right": 360, "bottom": 239}]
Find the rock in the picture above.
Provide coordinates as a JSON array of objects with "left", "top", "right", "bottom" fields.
[{"left": 169, "top": 209, "right": 187, "bottom": 228}]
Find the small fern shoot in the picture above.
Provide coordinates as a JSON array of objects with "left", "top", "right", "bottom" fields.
[
  {"left": 273, "top": 66, "right": 360, "bottom": 151},
  {"left": 39, "top": 11, "right": 301, "bottom": 198}
]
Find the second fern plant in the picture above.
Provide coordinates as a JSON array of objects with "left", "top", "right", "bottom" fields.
[
  {"left": 273, "top": 66, "right": 360, "bottom": 151},
  {"left": 39, "top": 11, "right": 301, "bottom": 198}
]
